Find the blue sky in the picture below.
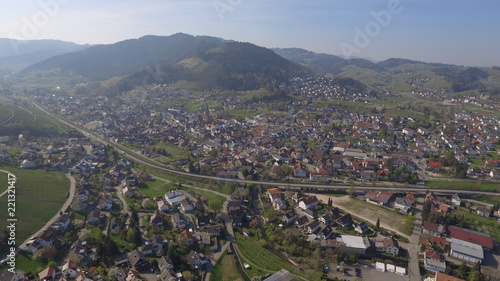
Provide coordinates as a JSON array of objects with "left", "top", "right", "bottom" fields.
[{"left": 0, "top": 0, "right": 498, "bottom": 66}]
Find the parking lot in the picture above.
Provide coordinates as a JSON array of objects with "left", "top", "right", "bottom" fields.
[{"left": 326, "top": 263, "right": 409, "bottom": 281}]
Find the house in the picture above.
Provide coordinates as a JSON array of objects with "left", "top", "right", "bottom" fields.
[
  {"left": 435, "top": 272, "right": 465, "bottom": 281},
  {"left": 319, "top": 213, "right": 333, "bottom": 226},
  {"left": 128, "top": 249, "right": 149, "bottom": 271},
  {"left": 157, "top": 199, "right": 171, "bottom": 212},
  {"left": 282, "top": 210, "right": 296, "bottom": 224},
  {"left": 62, "top": 261, "right": 79, "bottom": 279},
  {"left": 291, "top": 193, "right": 303, "bottom": 204},
  {"left": 294, "top": 166, "right": 307, "bottom": 178},
  {"left": 75, "top": 271, "right": 95, "bottom": 281},
  {"left": 337, "top": 214, "right": 353, "bottom": 228},
  {"left": 448, "top": 225, "right": 493, "bottom": 250},
  {"left": 53, "top": 213, "right": 71, "bottom": 231},
  {"left": 38, "top": 267, "right": 56, "bottom": 281},
  {"left": 96, "top": 192, "right": 113, "bottom": 210},
  {"left": 28, "top": 227, "right": 58, "bottom": 252},
  {"left": 476, "top": 207, "right": 491, "bottom": 217},
  {"left": 392, "top": 157, "right": 416, "bottom": 171},
  {"left": 164, "top": 190, "right": 186, "bottom": 206},
  {"left": 393, "top": 197, "right": 413, "bottom": 213},
  {"left": 449, "top": 238, "right": 484, "bottom": 264},
  {"left": 149, "top": 210, "right": 164, "bottom": 226},
  {"left": 330, "top": 207, "right": 341, "bottom": 219},
  {"left": 186, "top": 251, "right": 209, "bottom": 269},
  {"left": 424, "top": 249, "right": 446, "bottom": 273},
  {"left": 158, "top": 256, "right": 174, "bottom": 272},
  {"left": 295, "top": 215, "right": 309, "bottom": 228},
  {"left": 206, "top": 225, "right": 223, "bottom": 236},
  {"left": 126, "top": 270, "right": 142, "bottom": 281},
  {"left": 231, "top": 216, "right": 243, "bottom": 226},
  {"left": 364, "top": 191, "right": 394, "bottom": 207},
  {"left": 375, "top": 237, "right": 399, "bottom": 256},
  {"left": 451, "top": 194, "right": 461, "bottom": 206},
  {"left": 490, "top": 170, "right": 500, "bottom": 179},
  {"left": 178, "top": 230, "right": 195, "bottom": 246},
  {"left": 338, "top": 235, "right": 371, "bottom": 254},
  {"left": 304, "top": 209, "right": 316, "bottom": 219},
  {"left": 122, "top": 186, "right": 136, "bottom": 198},
  {"left": 266, "top": 188, "right": 282, "bottom": 202},
  {"left": 20, "top": 159, "right": 37, "bottom": 169},
  {"left": 318, "top": 226, "right": 334, "bottom": 240},
  {"left": 158, "top": 269, "right": 176, "bottom": 281},
  {"left": 180, "top": 199, "right": 195, "bottom": 212},
  {"left": 142, "top": 235, "right": 164, "bottom": 255},
  {"left": 419, "top": 234, "right": 447, "bottom": 250},
  {"left": 86, "top": 209, "right": 102, "bottom": 225},
  {"left": 307, "top": 220, "right": 321, "bottom": 234},
  {"left": 354, "top": 222, "right": 369, "bottom": 235},
  {"left": 309, "top": 172, "right": 329, "bottom": 182},
  {"left": 299, "top": 196, "right": 319, "bottom": 210},
  {"left": 227, "top": 200, "right": 243, "bottom": 213},
  {"left": 422, "top": 222, "right": 446, "bottom": 237},
  {"left": 197, "top": 215, "right": 211, "bottom": 227},
  {"left": 263, "top": 269, "right": 294, "bottom": 281},
  {"left": 171, "top": 213, "right": 186, "bottom": 229}
]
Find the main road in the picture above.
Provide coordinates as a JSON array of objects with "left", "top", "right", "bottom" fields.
[{"left": 31, "top": 100, "right": 499, "bottom": 197}]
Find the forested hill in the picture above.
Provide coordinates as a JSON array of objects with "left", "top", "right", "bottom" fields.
[{"left": 19, "top": 34, "right": 309, "bottom": 91}]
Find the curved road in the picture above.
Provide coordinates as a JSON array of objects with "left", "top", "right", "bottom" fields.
[{"left": 31, "top": 100, "right": 499, "bottom": 197}]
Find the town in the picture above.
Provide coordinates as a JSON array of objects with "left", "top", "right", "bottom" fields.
[{"left": 0, "top": 75, "right": 499, "bottom": 281}]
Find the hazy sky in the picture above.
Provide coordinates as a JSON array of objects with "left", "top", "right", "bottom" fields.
[{"left": 1, "top": 0, "right": 498, "bottom": 66}]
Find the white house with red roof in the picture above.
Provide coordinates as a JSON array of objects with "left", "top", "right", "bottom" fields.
[
  {"left": 299, "top": 196, "right": 319, "bottom": 210},
  {"left": 364, "top": 191, "right": 394, "bottom": 207}
]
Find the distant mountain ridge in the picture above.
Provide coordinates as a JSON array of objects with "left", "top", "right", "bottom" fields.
[
  {"left": 0, "top": 38, "right": 88, "bottom": 74},
  {"left": 273, "top": 47, "right": 499, "bottom": 94},
  {"left": 10, "top": 34, "right": 500, "bottom": 95}
]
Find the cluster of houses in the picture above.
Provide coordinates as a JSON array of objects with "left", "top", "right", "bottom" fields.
[
  {"left": 262, "top": 188, "right": 405, "bottom": 258},
  {"left": 0, "top": 133, "right": 86, "bottom": 171},
  {"left": 35, "top": 82, "right": 500, "bottom": 186},
  {"left": 419, "top": 194, "right": 497, "bottom": 275}
]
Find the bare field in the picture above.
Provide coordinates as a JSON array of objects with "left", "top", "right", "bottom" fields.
[{"left": 311, "top": 194, "right": 409, "bottom": 237}]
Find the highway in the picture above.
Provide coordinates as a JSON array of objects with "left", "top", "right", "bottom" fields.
[{"left": 31, "top": 99, "right": 499, "bottom": 196}]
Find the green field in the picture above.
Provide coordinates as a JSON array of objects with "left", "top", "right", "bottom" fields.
[
  {"left": 425, "top": 180, "right": 500, "bottom": 192},
  {"left": 235, "top": 232, "right": 317, "bottom": 280},
  {"left": 0, "top": 103, "right": 71, "bottom": 135},
  {"left": 0, "top": 106, "right": 13, "bottom": 122},
  {"left": 452, "top": 207, "right": 500, "bottom": 242},
  {"left": 399, "top": 216, "right": 416, "bottom": 235},
  {"left": 0, "top": 168, "right": 69, "bottom": 253},
  {"left": 209, "top": 252, "right": 244, "bottom": 281},
  {"left": 138, "top": 180, "right": 174, "bottom": 199},
  {"left": 475, "top": 195, "right": 500, "bottom": 205}
]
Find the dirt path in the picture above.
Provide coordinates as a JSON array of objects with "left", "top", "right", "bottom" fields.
[{"left": 309, "top": 193, "right": 409, "bottom": 238}]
